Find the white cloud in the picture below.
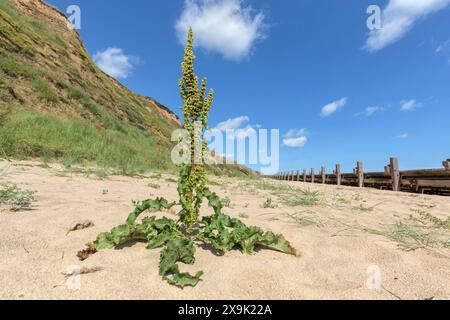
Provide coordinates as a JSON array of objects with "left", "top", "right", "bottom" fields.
[
  {"left": 175, "top": 0, "right": 266, "bottom": 60},
  {"left": 93, "top": 48, "right": 138, "bottom": 79},
  {"left": 320, "top": 97, "right": 347, "bottom": 117},
  {"left": 364, "top": 0, "right": 450, "bottom": 52},
  {"left": 397, "top": 133, "right": 409, "bottom": 139},
  {"left": 283, "top": 129, "right": 307, "bottom": 148},
  {"left": 355, "top": 106, "right": 383, "bottom": 117},
  {"left": 213, "top": 116, "right": 256, "bottom": 139},
  {"left": 283, "top": 128, "right": 307, "bottom": 139},
  {"left": 215, "top": 116, "right": 249, "bottom": 131},
  {"left": 400, "top": 99, "right": 422, "bottom": 111}
]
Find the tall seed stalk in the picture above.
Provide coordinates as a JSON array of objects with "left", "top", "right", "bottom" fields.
[{"left": 178, "top": 27, "right": 213, "bottom": 232}]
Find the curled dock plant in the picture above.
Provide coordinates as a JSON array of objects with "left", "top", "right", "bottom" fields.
[{"left": 78, "top": 28, "right": 298, "bottom": 288}]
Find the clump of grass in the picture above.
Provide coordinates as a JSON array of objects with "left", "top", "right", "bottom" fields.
[
  {"left": 261, "top": 197, "right": 277, "bottom": 209},
  {"left": 147, "top": 182, "right": 160, "bottom": 189},
  {"left": 165, "top": 177, "right": 177, "bottom": 183},
  {"left": 365, "top": 222, "right": 438, "bottom": 252},
  {"left": 410, "top": 209, "right": 450, "bottom": 229},
  {"left": 239, "top": 213, "right": 249, "bottom": 219},
  {"left": 284, "top": 188, "right": 321, "bottom": 207},
  {"left": 0, "top": 184, "right": 36, "bottom": 211}
]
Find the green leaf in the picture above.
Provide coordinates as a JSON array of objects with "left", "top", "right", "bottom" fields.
[
  {"left": 152, "top": 217, "right": 178, "bottom": 231},
  {"left": 198, "top": 212, "right": 298, "bottom": 256},
  {"left": 259, "top": 231, "right": 299, "bottom": 256},
  {"left": 159, "top": 237, "right": 203, "bottom": 288},
  {"left": 146, "top": 232, "right": 173, "bottom": 249},
  {"left": 93, "top": 197, "right": 179, "bottom": 250},
  {"left": 95, "top": 223, "right": 134, "bottom": 249},
  {"left": 201, "top": 188, "right": 223, "bottom": 215},
  {"left": 126, "top": 197, "right": 176, "bottom": 225}
]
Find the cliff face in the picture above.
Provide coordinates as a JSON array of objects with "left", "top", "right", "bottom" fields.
[
  {"left": 0, "top": 0, "right": 182, "bottom": 172},
  {"left": 0, "top": 0, "right": 254, "bottom": 176},
  {"left": 1, "top": 0, "right": 180, "bottom": 129}
]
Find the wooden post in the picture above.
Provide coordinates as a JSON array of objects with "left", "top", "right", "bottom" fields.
[
  {"left": 289, "top": 171, "right": 293, "bottom": 181},
  {"left": 296, "top": 170, "right": 300, "bottom": 182},
  {"left": 303, "top": 169, "right": 307, "bottom": 182},
  {"left": 335, "top": 164, "right": 341, "bottom": 186},
  {"left": 311, "top": 168, "right": 315, "bottom": 184},
  {"left": 321, "top": 166, "right": 326, "bottom": 184},
  {"left": 390, "top": 157, "right": 400, "bottom": 192},
  {"left": 357, "top": 161, "right": 364, "bottom": 188}
]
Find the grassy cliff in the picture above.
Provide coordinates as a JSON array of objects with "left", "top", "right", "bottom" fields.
[{"left": 0, "top": 0, "right": 253, "bottom": 176}]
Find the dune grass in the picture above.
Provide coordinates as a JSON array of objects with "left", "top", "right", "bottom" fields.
[
  {"left": 0, "top": 107, "right": 175, "bottom": 175},
  {"left": 261, "top": 197, "right": 277, "bottom": 208},
  {"left": 284, "top": 188, "right": 321, "bottom": 207},
  {"left": 365, "top": 222, "right": 439, "bottom": 252},
  {"left": 410, "top": 209, "right": 450, "bottom": 229}
]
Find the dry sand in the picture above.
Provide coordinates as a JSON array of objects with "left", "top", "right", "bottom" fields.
[{"left": 1, "top": 160, "right": 449, "bottom": 300}]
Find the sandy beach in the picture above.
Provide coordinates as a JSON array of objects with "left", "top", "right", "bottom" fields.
[{"left": 1, "top": 160, "right": 449, "bottom": 300}]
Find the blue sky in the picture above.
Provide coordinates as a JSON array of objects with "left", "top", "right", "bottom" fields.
[{"left": 47, "top": 0, "right": 450, "bottom": 173}]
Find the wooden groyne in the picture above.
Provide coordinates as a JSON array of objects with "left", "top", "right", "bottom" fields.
[{"left": 268, "top": 157, "right": 450, "bottom": 195}]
